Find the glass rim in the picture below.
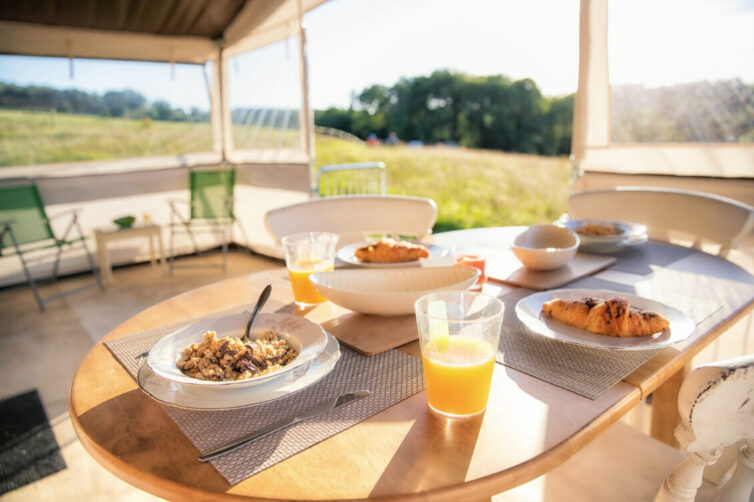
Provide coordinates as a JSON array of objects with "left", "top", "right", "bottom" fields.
[
  {"left": 414, "top": 291, "right": 504, "bottom": 323},
  {"left": 281, "top": 231, "right": 339, "bottom": 245}
]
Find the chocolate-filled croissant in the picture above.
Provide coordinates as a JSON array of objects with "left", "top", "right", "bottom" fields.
[{"left": 542, "top": 297, "right": 670, "bottom": 337}]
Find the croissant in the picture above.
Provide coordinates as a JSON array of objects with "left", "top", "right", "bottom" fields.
[
  {"left": 542, "top": 297, "right": 670, "bottom": 337},
  {"left": 355, "top": 238, "right": 429, "bottom": 263}
]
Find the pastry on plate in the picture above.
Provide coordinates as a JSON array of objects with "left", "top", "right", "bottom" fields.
[
  {"left": 542, "top": 297, "right": 670, "bottom": 337},
  {"left": 354, "top": 238, "right": 430, "bottom": 263}
]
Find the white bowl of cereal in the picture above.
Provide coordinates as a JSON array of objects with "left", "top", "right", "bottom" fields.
[
  {"left": 146, "top": 312, "right": 328, "bottom": 389},
  {"left": 561, "top": 219, "right": 632, "bottom": 245}
]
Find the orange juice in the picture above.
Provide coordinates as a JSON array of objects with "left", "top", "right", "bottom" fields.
[
  {"left": 422, "top": 337, "right": 495, "bottom": 417},
  {"left": 455, "top": 254, "right": 487, "bottom": 289},
  {"left": 288, "top": 259, "right": 333, "bottom": 304}
]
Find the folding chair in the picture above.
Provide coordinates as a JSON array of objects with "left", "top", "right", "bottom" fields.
[
  {"left": 0, "top": 183, "right": 103, "bottom": 311},
  {"left": 167, "top": 168, "right": 235, "bottom": 272}
]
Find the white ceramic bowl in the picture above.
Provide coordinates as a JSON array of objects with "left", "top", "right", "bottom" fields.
[
  {"left": 512, "top": 224, "right": 580, "bottom": 271},
  {"left": 146, "top": 312, "right": 328, "bottom": 389},
  {"left": 309, "top": 266, "right": 480, "bottom": 316},
  {"left": 560, "top": 219, "right": 632, "bottom": 245}
]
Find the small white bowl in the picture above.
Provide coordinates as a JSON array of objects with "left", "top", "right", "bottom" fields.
[
  {"left": 309, "top": 266, "right": 479, "bottom": 316},
  {"left": 512, "top": 225, "right": 580, "bottom": 271}
]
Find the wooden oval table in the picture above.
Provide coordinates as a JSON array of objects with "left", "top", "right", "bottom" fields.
[{"left": 69, "top": 227, "right": 754, "bottom": 501}]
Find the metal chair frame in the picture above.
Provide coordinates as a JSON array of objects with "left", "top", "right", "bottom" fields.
[
  {"left": 0, "top": 184, "right": 103, "bottom": 311},
  {"left": 167, "top": 168, "right": 236, "bottom": 272}
]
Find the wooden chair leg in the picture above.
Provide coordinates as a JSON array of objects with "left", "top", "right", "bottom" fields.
[
  {"left": 655, "top": 449, "right": 722, "bottom": 502},
  {"left": 651, "top": 363, "right": 691, "bottom": 447}
]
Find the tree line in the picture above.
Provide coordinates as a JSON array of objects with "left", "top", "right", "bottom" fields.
[
  {"left": 611, "top": 79, "right": 754, "bottom": 143},
  {"left": 0, "top": 82, "right": 209, "bottom": 123},
  {"left": 315, "top": 70, "right": 574, "bottom": 156}
]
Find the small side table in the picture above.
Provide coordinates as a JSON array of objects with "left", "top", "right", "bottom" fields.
[{"left": 94, "top": 223, "right": 165, "bottom": 285}]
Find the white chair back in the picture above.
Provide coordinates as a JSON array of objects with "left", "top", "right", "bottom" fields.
[
  {"left": 568, "top": 187, "right": 754, "bottom": 257},
  {"left": 265, "top": 196, "right": 438, "bottom": 246},
  {"left": 655, "top": 354, "right": 754, "bottom": 502}
]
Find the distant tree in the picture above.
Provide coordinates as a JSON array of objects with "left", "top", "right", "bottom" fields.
[{"left": 0, "top": 82, "right": 208, "bottom": 123}]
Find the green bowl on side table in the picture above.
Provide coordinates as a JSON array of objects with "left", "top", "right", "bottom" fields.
[{"left": 113, "top": 216, "right": 136, "bottom": 229}]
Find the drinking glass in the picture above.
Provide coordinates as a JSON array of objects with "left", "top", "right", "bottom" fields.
[
  {"left": 281, "top": 232, "right": 339, "bottom": 306},
  {"left": 415, "top": 291, "right": 504, "bottom": 418},
  {"left": 453, "top": 247, "right": 487, "bottom": 290}
]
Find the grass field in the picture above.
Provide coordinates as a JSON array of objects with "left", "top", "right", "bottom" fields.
[
  {"left": 314, "top": 136, "right": 572, "bottom": 229},
  {"left": 0, "top": 109, "right": 572, "bottom": 228}
]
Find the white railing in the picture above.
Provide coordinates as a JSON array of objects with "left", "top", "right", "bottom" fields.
[{"left": 315, "top": 162, "right": 386, "bottom": 197}]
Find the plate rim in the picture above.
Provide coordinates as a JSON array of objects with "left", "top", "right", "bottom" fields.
[
  {"left": 514, "top": 288, "right": 695, "bottom": 350},
  {"left": 336, "top": 241, "right": 447, "bottom": 268},
  {"left": 138, "top": 332, "right": 341, "bottom": 410}
]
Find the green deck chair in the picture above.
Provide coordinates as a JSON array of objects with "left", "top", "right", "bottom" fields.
[
  {"left": 0, "top": 183, "right": 103, "bottom": 311},
  {"left": 167, "top": 168, "right": 236, "bottom": 272}
]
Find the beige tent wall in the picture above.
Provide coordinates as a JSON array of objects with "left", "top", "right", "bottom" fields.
[
  {"left": 0, "top": 163, "right": 308, "bottom": 287},
  {"left": 571, "top": 0, "right": 754, "bottom": 205}
]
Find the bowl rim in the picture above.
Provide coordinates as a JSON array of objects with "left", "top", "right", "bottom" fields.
[
  {"left": 560, "top": 219, "right": 633, "bottom": 241},
  {"left": 512, "top": 224, "right": 580, "bottom": 252},
  {"left": 309, "top": 266, "right": 480, "bottom": 297}
]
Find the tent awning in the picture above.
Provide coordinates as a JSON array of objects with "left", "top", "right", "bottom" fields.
[{"left": 0, "top": 0, "right": 328, "bottom": 63}]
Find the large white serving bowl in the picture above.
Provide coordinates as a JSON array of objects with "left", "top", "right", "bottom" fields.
[
  {"left": 512, "top": 224, "right": 580, "bottom": 271},
  {"left": 309, "top": 266, "right": 480, "bottom": 316},
  {"left": 146, "top": 312, "right": 328, "bottom": 389}
]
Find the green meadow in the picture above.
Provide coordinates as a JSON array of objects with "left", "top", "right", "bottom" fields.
[{"left": 0, "top": 109, "right": 572, "bottom": 229}]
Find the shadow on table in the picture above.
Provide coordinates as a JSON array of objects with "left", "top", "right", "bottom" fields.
[
  {"left": 78, "top": 389, "right": 230, "bottom": 494},
  {"left": 368, "top": 398, "right": 485, "bottom": 498}
]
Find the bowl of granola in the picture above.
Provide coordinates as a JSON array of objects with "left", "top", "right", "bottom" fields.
[{"left": 146, "top": 312, "right": 328, "bottom": 389}]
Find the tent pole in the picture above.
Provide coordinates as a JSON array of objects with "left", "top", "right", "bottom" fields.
[
  {"left": 297, "top": 0, "right": 315, "bottom": 195},
  {"left": 572, "top": 0, "right": 609, "bottom": 181},
  {"left": 209, "top": 46, "right": 234, "bottom": 164},
  {"left": 219, "top": 48, "right": 234, "bottom": 161},
  {"left": 209, "top": 53, "right": 224, "bottom": 157}
]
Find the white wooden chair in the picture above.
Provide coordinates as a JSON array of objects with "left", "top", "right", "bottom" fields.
[
  {"left": 495, "top": 355, "right": 754, "bottom": 502},
  {"left": 567, "top": 187, "right": 754, "bottom": 258},
  {"left": 265, "top": 195, "right": 438, "bottom": 247}
]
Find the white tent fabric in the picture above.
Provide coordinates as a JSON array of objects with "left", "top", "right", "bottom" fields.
[
  {"left": 572, "top": 0, "right": 754, "bottom": 180},
  {"left": 0, "top": 0, "right": 328, "bottom": 167}
]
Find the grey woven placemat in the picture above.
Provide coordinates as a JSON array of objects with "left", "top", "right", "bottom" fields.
[
  {"left": 496, "top": 274, "right": 721, "bottom": 400},
  {"left": 605, "top": 240, "right": 696, "bottom": 275},
  {"left": 105, "top": 312, "right": 424, "bottom": 485}
]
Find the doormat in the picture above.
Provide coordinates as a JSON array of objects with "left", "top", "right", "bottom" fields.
[{"left": 0, "top": 390, "right": 66, "bottom": 495}]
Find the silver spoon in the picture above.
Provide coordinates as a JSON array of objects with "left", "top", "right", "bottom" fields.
[{"left": 242, "top": 284, "right": 272, "bottom": 342}]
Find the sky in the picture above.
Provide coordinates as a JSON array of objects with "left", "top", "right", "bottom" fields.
[{"left": 1, "top": 0, "right": 753, "bottom": 111}]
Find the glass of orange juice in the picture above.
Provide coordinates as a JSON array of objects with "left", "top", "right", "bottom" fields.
[
  {"left": 281, "top": 232, "right": 339, "bottom": 306},
  {"left": 453, "top": 247, "right": 487, "bottom": 290},
  {"left": 414, "top": 291, "right": 504, "bottom": 418}
]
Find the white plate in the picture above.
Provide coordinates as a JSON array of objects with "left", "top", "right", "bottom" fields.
[
  {"left": 515, "top": 289, "right": 695, "bottom": 350},
  {"left": 560, "top": 219, "right": 648, "bottom": 253},
  {"left": 336, "top": 241, "right": 448, "bottom": 268},
  {"left": 146, "top": 312, "right": 328, "bottom": 389},
  {"left": 138, "top": 332, "right": 341, "bottom": 410},
  {"left": 310, "top": 266, "right": 479, "bottom": 316}
]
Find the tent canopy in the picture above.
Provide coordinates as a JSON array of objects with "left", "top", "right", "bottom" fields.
[{"left": 0, "top": 0, "right": 327, "bottom": 63}]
